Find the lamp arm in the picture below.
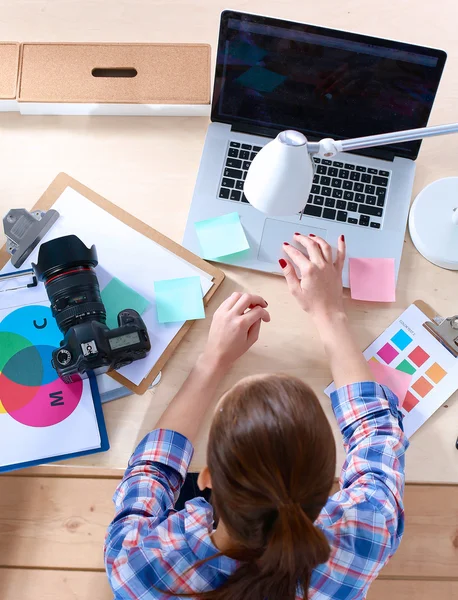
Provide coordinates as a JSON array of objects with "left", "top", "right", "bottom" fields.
[{"left": 311, "top": 122, "right": 458, "bottom": 158}]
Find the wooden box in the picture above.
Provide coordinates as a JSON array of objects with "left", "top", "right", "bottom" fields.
[
  {"left": 17, "top": 43, "right": 211, "bottom": 116},
  {"left": 0, "top": 42, "right": 20, "bottom": 112}
]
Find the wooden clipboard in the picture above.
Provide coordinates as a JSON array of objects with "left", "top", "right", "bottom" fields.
[{"left": 0, "top": 173, "right": 225, "bottom": 394}]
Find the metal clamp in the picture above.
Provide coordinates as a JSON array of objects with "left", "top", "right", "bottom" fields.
[
  {"left": 3, "top": 208, "right": 59, "bottom": 269},
  {"left": 424, "top": 315, "right": 458, "bottom": 357}
]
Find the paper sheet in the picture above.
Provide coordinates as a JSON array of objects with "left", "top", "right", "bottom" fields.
[
  {"left": 0, "top": 187, "right": 214, "bottom": 386},
  {"left": 349, "top": 257, "right": 396, "bottom": 302},
  {"left": 0, "top": 302, "right": 101, "bottom": 469},
  {"left": 195, "top": 212, "right": 250, "bottom": 259},
  {"left": 324, "top": 304, "right": 458, "bottom": 438},
  {"left": 154, "top": 277, "right": 205, "bottom": 323}
]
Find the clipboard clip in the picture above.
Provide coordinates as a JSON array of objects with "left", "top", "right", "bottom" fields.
[{"left": 424, "top": 315, "right": 458, "bottom": 358}]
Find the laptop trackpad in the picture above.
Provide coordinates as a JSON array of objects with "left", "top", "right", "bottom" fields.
[{"left": 257, "top": 219, "right": 327, "bottom": 264}]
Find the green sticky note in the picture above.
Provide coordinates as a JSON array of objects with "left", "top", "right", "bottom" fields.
[
  {"left": 101, "top": 277, "right": 150, "bottom": 330},
  {"left": 154, "top": 276, "right": 205, "bottom": 324},
  {"left": 195, "top": 212, "right": 250, "bottom": 259}
]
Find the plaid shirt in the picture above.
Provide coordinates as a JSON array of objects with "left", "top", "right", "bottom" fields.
[{"left": 105, "top": 382, "right": 408, "bottom": 599}]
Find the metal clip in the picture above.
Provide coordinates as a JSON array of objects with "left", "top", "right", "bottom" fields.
[
  {"left": 3, "top": 208, "right": 59, "bottom": 268},
  {"left": 424, "top": 315, "right": 458, "bottom": 358},
  {"left": 0, "top": 269, "right": 38, "bottom": 292}
]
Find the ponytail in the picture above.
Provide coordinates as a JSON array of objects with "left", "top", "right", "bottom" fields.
[
  {"left": 194, "top": 503, "right": 330, "bottom": 600},
  {"left": 258, "top": 502, "right": 331, "bottom": 595}
]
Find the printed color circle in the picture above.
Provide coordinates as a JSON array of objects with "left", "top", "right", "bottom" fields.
[{"left": 5, "top": 377, "right": 83, "bottom": 427}]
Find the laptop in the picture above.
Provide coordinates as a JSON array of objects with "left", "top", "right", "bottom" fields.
[{"left": 183, "top": 10, "right": 446, "bottom": 286}]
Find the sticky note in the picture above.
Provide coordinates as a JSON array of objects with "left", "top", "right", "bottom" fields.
[
  {"left": 101, "top": 277, "right": 150, "bottom": 330},
  {"left": 369, "top": 360, "right": 412, "bottom": 405},
  {"left": 377, "top": 342, "right": 399, "bottom": 364},
  {"left": 349, "top": 257, "right": 396, "bottom": 302},
  {"left": 425, "top": 362, "right": 447, "bottom": 384},
  {"left": 391, "top": 329, "right": 412, "bottom": 351},
  {"left": 195, "top": 212, "right": 250, "bottom": 259},
  {"left": 154, "top": 276, "right": 205, "bottom": 324}
]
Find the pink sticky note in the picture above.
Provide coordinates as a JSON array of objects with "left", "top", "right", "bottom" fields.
[
  {"left": 368, "top": 360, "right": 412, "bottom": 406},
  {"left": 349, "top": 257, "right": 396, "bottom": 302}
]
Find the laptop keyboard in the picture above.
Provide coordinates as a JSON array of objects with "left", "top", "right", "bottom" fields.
[
  {"left": 218, "top": 141, "right": 262, "bottom": 203},
  {"left": 218, "top": 141, "right": 391, "bottom": 229}
]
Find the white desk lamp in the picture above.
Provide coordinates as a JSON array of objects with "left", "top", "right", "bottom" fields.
[{"left": 244, "top": 123, "right": 458, "bottom": 269}]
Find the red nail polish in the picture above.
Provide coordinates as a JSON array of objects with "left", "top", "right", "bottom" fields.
[
  {"left": 309, "top": 234, "right": 316, "bottom": 237},
  {"left": 294, "top": 232, "right": 301, "bottom": 235},
  {"left": 341, "top": 234, "right": 345, "bottom": 242},
  {"left": 279, "top": 259, "right": 287, "bottom": 268},
  {"left": 283, "top": 242, "right": 290, "bottom": 246}
]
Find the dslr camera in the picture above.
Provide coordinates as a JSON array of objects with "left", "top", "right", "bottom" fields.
[{"left": 33, "top": 235, "right": 151, "bottom": 383}]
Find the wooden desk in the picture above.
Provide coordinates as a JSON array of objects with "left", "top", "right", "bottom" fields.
[{"left": 0, "top": 2, "right": 457, "bottom": 598}]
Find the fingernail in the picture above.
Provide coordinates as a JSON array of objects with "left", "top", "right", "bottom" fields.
[
  {"left": 309, "top": 234, "right": 316, "bottom": 237},
  {"left": 294, "top": 232, "right": 301, "bottom": 236},
  {"left": 340, "top": 234, "right": 345, "bottom": 242},
  {"left": 283, "top": 242, "right": 290, "bottom": 246},
  {"left": 279, "top": 259, "right": 287, "bottom": 268}
]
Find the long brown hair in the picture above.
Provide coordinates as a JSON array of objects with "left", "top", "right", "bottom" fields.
[{"left": 203, "top": 374, "right": 336, "bottom": 600}]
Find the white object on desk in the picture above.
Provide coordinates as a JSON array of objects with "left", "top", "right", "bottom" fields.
[{"left": 409, "top": 177, "right": 458, "bottom": 270}]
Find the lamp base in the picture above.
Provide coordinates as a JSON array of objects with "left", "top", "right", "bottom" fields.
[{"left": 409, "top": 177, "right": 458, "bottom": 270}]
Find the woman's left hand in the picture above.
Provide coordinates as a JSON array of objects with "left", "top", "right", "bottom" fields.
[{"left": 203, "top": 292, "right": 270, "bottom": 369}]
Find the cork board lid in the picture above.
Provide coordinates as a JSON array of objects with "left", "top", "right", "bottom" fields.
[
  {"left": 0, "top": 43, "right": 20, "bottom": 99},
  {"left": 18, "top": 43, "right": 211, "bottom": 104}
]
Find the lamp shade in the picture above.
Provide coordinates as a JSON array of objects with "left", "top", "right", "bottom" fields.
[{"left": 244, "top": 131, "right": 314, "bottom": 216}]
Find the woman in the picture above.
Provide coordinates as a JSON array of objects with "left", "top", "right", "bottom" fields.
[{"left": 105, "top": 233, "right": 408, "bottom": 599}]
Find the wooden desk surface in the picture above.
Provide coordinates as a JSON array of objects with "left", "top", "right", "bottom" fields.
[{"left": 0, "top": 0, "right": 457, "bottom": 483}]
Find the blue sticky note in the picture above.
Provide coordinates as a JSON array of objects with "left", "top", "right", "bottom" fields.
[
  {"left": 154, "top": 277, "right": 205, "bottom": 324},
  {"left": 391, "top": 329, "right": 413, "bottom": 351},
  {"left": 236, "top": 66, "right": 286, "bottom": 93},
  {"left": 101, "top": 277, "right": 150, "bottom": 330},
  {"left": 195, "top": 212, "right": 250, "bottom": 259}
]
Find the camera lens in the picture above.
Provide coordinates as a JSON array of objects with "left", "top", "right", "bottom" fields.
[{"left": 32, "top": 235, "right": 106, "bottom": 333}]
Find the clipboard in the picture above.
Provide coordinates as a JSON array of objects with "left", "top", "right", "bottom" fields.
[{"left": 0, "top": 173, "right": 225, "bottom": 394}]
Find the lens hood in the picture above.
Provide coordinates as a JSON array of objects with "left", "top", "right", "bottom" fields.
[{"left": 32, "top": 235, "right": 98, "bottom": 281}]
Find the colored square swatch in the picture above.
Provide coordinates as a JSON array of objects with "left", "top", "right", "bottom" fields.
[
  {"left": 391, "top": 329, "right": 413, "bottom": 351},
  {"left": 412, "top": 376, "right": 433, "bottom": 398},
  {"left": 425, "top": 362, "right": 447, "bottom": 384},
  {"left": 101, "top": 277, "right": 150, "bottom": 330},
  {"left": 349, "top": 257, "right": 396, "bottom": 302},
  {"left": 396, "top": 359, "right": 416, "bottom": 376},
  {"left": 195, "top": 212, "right": 250, "bottom": 259},
  {"left": 408, "top": 346, "right": 430, "bottom": 367},
  {"left": 370, "top": 357, "right": 379, "bottom": 364},
  {"left": 377, "top": 342, "right": 399, "bottom": 364},
  {"left": 154, "top": 276, "right": 205, "bottom": 324},
  {"left": 402, "top": 390, "right": 419, "bottom": 412}
]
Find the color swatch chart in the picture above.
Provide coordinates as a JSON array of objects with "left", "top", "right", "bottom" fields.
[{"left": 325, "top": 304, "right": 458, "bottom": 438}]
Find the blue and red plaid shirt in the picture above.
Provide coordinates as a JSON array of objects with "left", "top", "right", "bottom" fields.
[{"left": 105, "top": 382, "right": 408, "bottom": 599}]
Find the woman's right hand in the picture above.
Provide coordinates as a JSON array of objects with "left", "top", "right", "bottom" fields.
[
  {"left": 280, "top": 234, "right": 346, "bottom": 322},
  {"left": 203, "top": 292, "right": 270, "bottom": 370}
]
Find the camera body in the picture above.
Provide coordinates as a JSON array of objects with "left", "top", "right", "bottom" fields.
[
  {"left": 33, "top": 235, "right": 151, "bottom": 383},
  {"left": 53, "top": 309, "right": 150, "bottom": 383}
]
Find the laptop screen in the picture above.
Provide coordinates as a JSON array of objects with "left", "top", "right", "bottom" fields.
[{"left": 212, "top": 11, "right": 447, "bottom": 160}]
